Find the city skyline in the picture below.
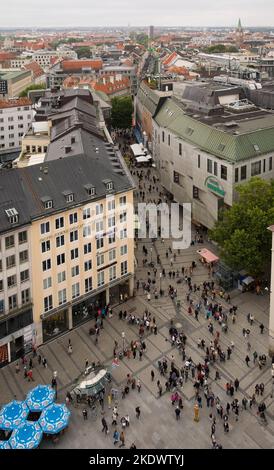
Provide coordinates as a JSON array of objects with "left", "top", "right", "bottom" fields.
[{"left": 1, "top": 0, "right": 274, "bottom": 28}]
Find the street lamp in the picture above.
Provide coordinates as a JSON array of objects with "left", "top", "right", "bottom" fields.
[{"left": 122, "top": 331, "right": 125, "bottom": 352}]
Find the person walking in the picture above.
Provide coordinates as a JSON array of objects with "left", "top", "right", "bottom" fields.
[
  {"left": 259, "top": 323, "right": 264, "bottom": 334},
  {"left": 234, "top": 378, "right": 239, "bottom": 392},
  {"left": 68, "top": 344, "right": 72, "bottom": 355},
  {"left": 82, "top": 409, "right": 88, "bottom": 420},
  {"left": 137, "top": 379, "right": 141, "bottom": 393},
  {"left": 245, "top": 355, "right": 250, "bottom": 367},
  {"left": 101, "top": 417, "right": 109, "bottom": 435},
  {"left": 38, "top": 354, "right": 42, "bottom": 365},
  {"left": 175, "top": 406, "right": 181, "bottom": 420},
  {"left": 113, "top": 429, "right": 120, "bottom": 445},
  {"left": 27, "top": 369, "right": 34, "bottom": 382},
  {"left": 136, "top": 406, "right": 141, "bottom": 419},
  {"left": 15, "top": 362, "right": 20, "bottom": 374},
  {"left": 29, "top": 358, "right": 33, "bottom": 369},
  {"left": 151, "top": 370, "right": 155, "bottom": 381},
  {"left": 119, "top": 431, "right": 125, "bottom": 448},
  {"left": 42, "top": 357, "right": 47, "bottom": 368}
]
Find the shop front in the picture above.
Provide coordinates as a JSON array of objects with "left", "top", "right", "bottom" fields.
[
  {"left": 109, "top": 279, "right": 130, "bottom": 305},
  {"left": 42, "top": 309, "right": 69, "bottom": 343},
  {"left": 72, "top": 291, "right": 106, "bottom": 328},
  {"left": 0, "top": 308, "right": 33, "bottom": 366}
]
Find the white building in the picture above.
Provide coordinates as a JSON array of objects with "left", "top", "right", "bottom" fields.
[
  {"left": 0, "top": 98, "right": 33, "bottom": 154},
  {"left": 33, "top": 49, "right": 77, "bottom": 68}
]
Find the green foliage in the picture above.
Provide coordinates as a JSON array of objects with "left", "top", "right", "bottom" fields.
[
  {"left": 74, "top": 46, "right": 92, "bottom": 59},
  {"left": 204, "top": 44, "right": 239, "bottom": 54},
  {"left": 111, "top": 96, "right": 133, "bottom": 129},
  {"left": 136, "top": 33, "right": 148, "bottom": 48},
  {"left": 19, "top": 83, "right": 46, "bottom": 97},
  {"left": 210, "top": 177, "right": 274, "bottom": 276}
]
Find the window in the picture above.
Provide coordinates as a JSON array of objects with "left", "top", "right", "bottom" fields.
[
  {"left": 57, "top": 253, "right": 65, "bottom": 265},
  {"left": 109, "top": 265, "right": 116, "bottom": 281},
  {"left": 269, "top": 157, "right": 273, "bottom": 171},
  {"left": 83, "top": 208, "right": 91, "bottom": 219},
  {"left": 197, "top": 154, "right": 200, "bottom": 168},
  {"left": 85, "top": 277, "right": 93, "bottom": 292},
  {"left": 41, "top": 240, "right": 50, "bottom": 253},
  {"left": 71, "top": 265, "right": 79, "bottom": 277},
  {"left": 44, "top": 200, "right": 53, "bottom": 209},
  {"left": 240, "top": 165, "right": 247, "bottom": 180},
  {"left": 119, "top": 196, "right": 126, "bottom": 206},
  {"left": 55, "top": 217, "right": 64, "bottom": 230},
  {"left": 96, "top": 220, "right": 104, "bottom": 233},
  {"left": 83, "top": 225, "right": 91, "bottom": 238},
  {"left": 97, "top": 271, "right": 104, "bottom": 287},
  {"left": 251, "top": 161, "right": 261, "bottom": 176},
  {"left": 109, "top": 248, "right": 116, "bottom": 261},
  {"left": 18, "top": 231, "right": 27, "bottom": 244},
  {"left": 0, "top": 280, "right": 3, "bottom": 291},
  {"left": 66, "top": 193, "right": 74, "bottom": 203},
  {"left": 44, "top": 295, "right": 53, "bottom": 312},
  {"left": 56, "top": 271, "right": 66, "bottom": 284},
  {"left": 42, "top": 259, "right": 51, "bottom": 271},
  {"left": 173, "top": 171, "right": 179, "bottom": 184},
  {"left": 70, "top": 230, "right": 78, "bottom": 242},
  {"left": 6, "top": 255, "right": 16, "bottom": 269},
  {"left": 214, "top": 162, "right": 218, "bottom": 176},
  {"left": 9, "top": 294, "right": 17, "bottom": 311},
  {"left": 221, "top": 165, "right": 227, "bottom": 180},
  {"left": 84, "top": 243, "right": 91, "bottom": 254},
  {"left": 8, "top": 275, "right": 17, "bottom": 288},
  {"left": 97, "top": 254, "right": 104, "bottom": 266},
  {"left": 120, "top": 228, "right": 127, "bottom": 239},
  {"left": 58, "top": 289, "right": 67, "bottom": 306},
  {"left": 69, "top": 212, "right": 78, "bottom": 224},
  {"left": 19, "top": 250, "right": 28, "bottom": 263},
  {"left": 109, "top": 232, "right": 115, "bottom": 244},
  {"left": 193, "top": 186, "right": 199, "bottom": 199},
  {"left": 235, "top": 168, "right": 239, "bottom": 183},
  {"left": 168, "top": 134, "right": 170, "bottom": 146},
  {"left": 121, "top": 260, "right": 128, "bottom": 276},
  {"left": 207, "top": 159, "right": 212, "bottom": 174},
  {"left": 162, "top": 131, "right": 165, "bottom": 143},
  {"left": 84, "top": 260, "right": 92, "bottom": 271},
  {"left": 96, "top": 203, "right": 104, "bottom": 216},
  {"left": 96, "top": 237, "right": 104, "bottom": 250},
  {"left": 186, "top": 127, "right": 194, "bottom": 136},
  {"left": 108, "top": 216, "right": 115, "bottom": 228},
  {"left": 8, "top": 117, "right": 13, "bottom": 122},
  {"left": 56, "top": 235, "right": 65, "bottom": 248},
  {"left": 72, "top": 283, "right": 80, "bottom": 299},
  {"left": 108, "top": 199, "right": 115, "bottom": 211},
  {"left": 179, "top": 143, "right": 182, "bottom": 156},
  {"left": 263, "top": 159, "right": 266, "bottom": 173},
  {"left": 86, "top": 186, "right": 95, "bottom": 196},
  {"left": 21, "top": 288, "right": 30, "bottom": 305},
  {"left": 43, "top": 277, "right": 52, "bottom": 289},
  {"left": 106, "top": 181, "right": 113, "bottom": 190},
  {"left": 40, "top": 222, "right": 50, "bottom": 235},
  {"left": 71, "top": 248, "right": 79, "bottom": 260},
  {"left": 20, "top": 269, "right": 29, "bottom": 283},
  {"left": 120, "top": 245, "right": 127, "bottom": 256},
  {"left": 218, "top": 143, "right": 226, "bottom": 152},
  {"left": 5, "top": 235, "right": 14, "bottom": 249},
  {"left": 120, "top": 212, "right": 127, "bottom": 223}
]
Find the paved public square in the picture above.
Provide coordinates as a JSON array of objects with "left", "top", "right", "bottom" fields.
[{"left": 0, "top": 164, "right": 273, "bottom": 449}]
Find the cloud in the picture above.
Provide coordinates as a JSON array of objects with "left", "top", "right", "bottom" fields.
[{"left": 0, "top": 0, "right": 273, "bottom": 27}]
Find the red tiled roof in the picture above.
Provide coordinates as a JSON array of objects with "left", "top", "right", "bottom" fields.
[
  {"left": 62, "top": 59, "right": 103, "bottom": 71},
  {"left": 0, "top": 52, "right": 17, "bottom": 60},
  {"left": 23, "top": 61, "right": 44, "bottom": 79},
  {"left": 162, "top": 51, "right": 178, "bottom": 66},
  {"left": 0, "top": 97, "right": 32, "bottom": 109}
]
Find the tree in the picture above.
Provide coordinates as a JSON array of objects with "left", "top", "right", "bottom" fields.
[
  {"left": 204, "top": 44, "right": 239, "bottom": 54},
  {"left": 136, "top": 33, "right": 149, "bottom": 48},
  {"left": 74, "top": 47, "right": 92, "bottom": 59},
  {"left": 111, "top": 96, "right": 133, "bottom": 129},
  {"left": 19, "top": 83, "right": 46, "bottom": 97},
  {"left": 210, "top": 177, "right": 274, "bottom": 276}
]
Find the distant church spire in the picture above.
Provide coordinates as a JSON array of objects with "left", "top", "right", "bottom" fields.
[{"left": 237, "top": 18, "right": 243, "bottom": 32}]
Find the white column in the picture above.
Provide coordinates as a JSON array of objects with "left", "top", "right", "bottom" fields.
[{"left": 268, "top": 226, "right": 274, "bottom": 356}]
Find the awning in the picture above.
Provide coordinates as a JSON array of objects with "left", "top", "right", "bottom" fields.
[
  {"left": 197, "top": 248, "right": 219, "bottom": 264},
  {"left": 242, "top": 276, "right": 254, "bottom": 285},
  {"left": 136, "top": 155, "right": 151, "bottom": 163}
]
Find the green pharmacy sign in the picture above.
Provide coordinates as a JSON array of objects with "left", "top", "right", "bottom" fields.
[{"left": 205, "top": 176, "right": 225, "bottom": 197}]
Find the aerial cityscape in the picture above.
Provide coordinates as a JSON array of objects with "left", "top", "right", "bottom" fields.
[{"left": 0, "top": 0, "right": 274, "bottom": 453}]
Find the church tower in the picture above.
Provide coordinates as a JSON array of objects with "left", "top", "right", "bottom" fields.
[{"left": 235, "top": 18, "right": 244, "bottom": 48}]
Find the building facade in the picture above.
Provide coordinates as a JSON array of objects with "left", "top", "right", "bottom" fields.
[{"left": 0, "top": 98, "right": 33, "bottom": 154}]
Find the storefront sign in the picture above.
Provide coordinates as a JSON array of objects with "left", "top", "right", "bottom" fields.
[{"left": 205, "top": 176, "right": 225, "bottom": 197}]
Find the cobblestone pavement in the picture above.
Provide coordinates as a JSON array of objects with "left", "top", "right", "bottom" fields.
[{"left": 0, "top": 164, "right": 273, "bottom": 449}]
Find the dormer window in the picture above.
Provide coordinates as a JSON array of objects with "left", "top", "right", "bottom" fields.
[
  {"left": 41, "top": 196, "right": 53, "bottom": 210},
  {"left": 5, "top": 208, "right": 18, "bottom": 224},
  {"left": 62, "top": 190, "right": 74, "bottom": 203},
  {"left": 84, "top": 184, "right": 96, "bottom": 197},
  {"left": 103, "top": 179, "right": 114, "bottom": 191}
]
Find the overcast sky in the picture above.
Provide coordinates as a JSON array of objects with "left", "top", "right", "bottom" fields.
[{"left": 1, "top": 0, "right": 273, "bottom": 28}]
